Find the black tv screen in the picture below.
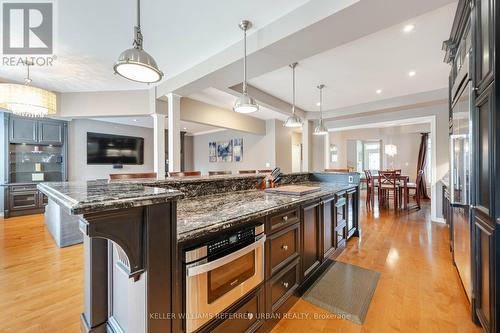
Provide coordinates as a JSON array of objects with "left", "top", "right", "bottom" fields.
[{"left": 87, "top": 132, "right": 144, "bottom": 165}]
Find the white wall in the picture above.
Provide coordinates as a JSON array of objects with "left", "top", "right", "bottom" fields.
[
  {"left": 191, "top": 119, "right": 297, "bottom": 175},
  {"left": 192, "top": 127, "right": 275, "bottom": 175},
  {"left": 68, "top": 119, "right": 155, "bottom": 181}
]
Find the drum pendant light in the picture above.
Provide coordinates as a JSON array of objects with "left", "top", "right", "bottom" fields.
[
  {"left": 283, "top": 62, "right": 303, "bottom": 128},
  {"left": 233, "top": 20, "right": 259, "bottom": 113},
  {"left": 313, "top": 84, "right": 328, "bottom": 135},
  {"left": 113, "top": 0, "right": 163, "bottom": 83},
  {"left": 0, "top": 61, "right": 56, "bottom": 118}
]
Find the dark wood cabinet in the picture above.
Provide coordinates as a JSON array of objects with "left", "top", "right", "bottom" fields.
[
  {"left": 322, "top": 196, "right": 335, "bottom": 258},
  {"left": 346, "top": 189, "right": 357, "bottom": 238},
  {"left": 301, "top": 201, "right": 321, "bottom": 280},
  {"left": 475, "top": 0, "right": 493, "bottom": 92},
  {"left": 267, "top": 258, "right": 300, "bottom": 313},
  {"left": 334, "top": 193, "right": 347, "bottom": 250},
  {"left": 5, "top": 184, "right": 48, "bottom": 217},
  {"left": 267, "top": 223, "right": 300, "bottom": 277}
]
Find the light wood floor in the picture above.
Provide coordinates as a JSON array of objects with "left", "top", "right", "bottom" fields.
[{"left": 0, "top": 200, "right": 481, "bottom": 333}]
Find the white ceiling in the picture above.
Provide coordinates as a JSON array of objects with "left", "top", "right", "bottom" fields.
[
  {"left": 0, "top": 0, "right": 309, "bottom": 93},
  {"left": 188, "top": 87, "right": 288, "bottom": 121},
  {"left": 91, "top": 117, "right": 222, "bottom": 135},
  {"left": 248, "top": 3, "right": 456, "bottom": 112}
]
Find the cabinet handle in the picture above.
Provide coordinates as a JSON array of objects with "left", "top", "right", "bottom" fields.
[
  {"left": 282, "top": 215, "right": 288, "bottom": 221},
  {"left": 282, "top": 244, "right": 288, "bottom": 251},
  {"left": 244, "top": 311, "right": 254, "bottom": 320},
  {"left": 282, "top": 281, "right": 289, "bottom": 288}
]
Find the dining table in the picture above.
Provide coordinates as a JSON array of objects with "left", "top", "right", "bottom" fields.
[{"left": 370, "top": 172, "right": 410, "bottom": 210}]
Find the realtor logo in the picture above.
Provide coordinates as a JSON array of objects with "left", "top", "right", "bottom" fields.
[{"left": 2, "top": 2, "right": 53, "bottom": 54}]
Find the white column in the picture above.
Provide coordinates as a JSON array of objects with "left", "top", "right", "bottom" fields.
[
  {"left": 152, "top": 113, "right": 166, "bottom": 179},
  {"left": 324, "top": 133, "right": 330, "bottom": 170},
  {"left": 302, "top": 120, "right": 311, "bottom": 172},
  {"left": 167, "top": 93, "right": 181, "bottom": 172}
]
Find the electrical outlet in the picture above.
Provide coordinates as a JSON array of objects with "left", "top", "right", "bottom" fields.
[{"left": 348, "top": 176, "right": 354, "bottom": 183}]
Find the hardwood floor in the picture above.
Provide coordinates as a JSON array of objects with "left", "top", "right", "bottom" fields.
[
  {"left": 0, "top": 200, "right": 481, "bottom": 333},
  {"left": 272, "top": 201, "right": 482, "bottom": 333}
]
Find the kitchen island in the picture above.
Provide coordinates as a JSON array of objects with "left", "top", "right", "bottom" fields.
[{"left": 38, "top": 172, "right": 360, "bottom": 333}]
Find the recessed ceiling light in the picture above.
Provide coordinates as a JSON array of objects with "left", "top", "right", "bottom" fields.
[
  {"left": 408, "top": 71, "right": 416, "bottom": 77},
  {"left": 376, "top": 89, "right": 382, "bottom": 94},
  {"left": 403, "top": 24, "right": 415, "bottom": 33},
  {"left": 316, "top": 102, "right": 321, "bottom": 106},
  {"left": 132, "top": 119, "right": 137, "bottom": 122},
  {"left": 183, "top": 127, "right": 187, "bottom": 130}
]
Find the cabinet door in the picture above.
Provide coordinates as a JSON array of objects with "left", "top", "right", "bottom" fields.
[
  {"left": 9, "top": 191, "right": 37, "bottom": 210},
  {"left": 322, "top": 197, "right": 335, "bottom": 257},
  {"left": 302, "top": 202, "right": 321, "bottom": 279},
  {"left": 37, "top": 191, "right": 48, "bottom": 207},
  {"left": 38, "top": 120, "right": 63, "bottom": 145},
  {"left": 9, "top": 116, "right": 38, "bottom": 144},
  {"left": 475, "top": 0, "right": 493, "bottom": 91},
  {"left": 474, "top": 212, "right": 494, "bottom": 331},
  {"left": 346, "top": 190, "right": 357, "bottom": 237},
  {"left": 335, "top": 195, "right": 347, "bottom": 248}
]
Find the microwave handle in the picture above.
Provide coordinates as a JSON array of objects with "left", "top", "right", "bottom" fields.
[{"left": 186, "top": 235, "right": 266, "bottom": 277}]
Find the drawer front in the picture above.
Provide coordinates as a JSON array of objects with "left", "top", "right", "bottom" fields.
[
  {"left": 10, "top": 185, "right": 37, "bottom": 192},
  {"left": 269, "top": 224, "right": 300, "bottom": 275},
  {"left": 211, "top": 287, "right": 264, "bottom": 333},
  {"left": 269, "top": 259, "right": 300, "bottom": 312},
  {"left": 9, "top": 191, "right": 37, "bottom": 210},
  {"left": 268, "top": 208, "right": 300, "bottom": 232}
]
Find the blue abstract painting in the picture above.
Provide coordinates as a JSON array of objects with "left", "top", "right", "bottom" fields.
[
  {"left": 217, "top": 140, "right": 233, "bottom": 162},
  {"left": 233, "top": 138, "right": 243, "bottom": 162}
]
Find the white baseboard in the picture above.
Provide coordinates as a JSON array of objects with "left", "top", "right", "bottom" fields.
[{"left": 432, "top": 217, "right": 446, "bottom": 224}]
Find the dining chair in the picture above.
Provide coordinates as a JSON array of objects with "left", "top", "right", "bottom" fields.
[
  {"left": 168, "top": 171, "right": 202, "bottom": 177},
  {"left": 378, "top": 170, "right": 399, "bottom": 209},
  {"left": 208, "top": 171, "right": 232, "bottom": 176},
  {"left": 109, "top": 172, "right": 157, "bottom": 180},
  {"left": 238, "top": 170, "right": 257, "bottom": 174},
  {"left": 364, "top": 170, "right": 376, "bottom": 209},
  {"left": 405, "top": 169, "right": 424, "bottom": 209}
]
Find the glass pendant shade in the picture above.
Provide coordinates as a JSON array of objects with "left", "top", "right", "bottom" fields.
[
  {"left": 313, "top": 119, "right": 328, "bottom": 135},
  {"left": 234, "top": 91, "right": 259, "bottom": 113},
  {"left": 283, "top": 114, "right": 302, "bottom": 128},
  {"left": 0, "top": 83, "right": 56, "bottom": 117},
  {"left": 114, "top": 47, "right": 163, "bottom": 83},
  {"left": 385, "top": 144, "right": 398, "bottom": 157}
]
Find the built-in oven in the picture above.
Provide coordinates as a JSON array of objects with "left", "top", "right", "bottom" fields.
[{"left": 184, "top": 224, "right": 265, "bottom": 333}]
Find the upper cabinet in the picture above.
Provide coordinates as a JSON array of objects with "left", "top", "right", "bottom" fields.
[
  {"left": 9, "top": 117, "right": 38, "bottom": 144},
  {"left": 38, "top": 120, "right": 64, "bottom": 145},
  {"left": 475, "top": 0, "right": 494, "bottom": 91},
  {"left": 8, "top": 115, "right": 65, "bottom": 145}
]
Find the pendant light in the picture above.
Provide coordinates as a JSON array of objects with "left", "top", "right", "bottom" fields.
[
  {"left": 233, "top": 20, "right": 259, "bottom": 113},
  {"left": 113, "top": 0, "right": 163, "bottom": 83},
  {"left": 283, "top": 62, "right": 303, "bottom": 128},
  {"left": 0, "top": 61, "right": 56, "bottom": 118},
  {"left": 313, "top": 84, "right": 328, "bottom": 135}
]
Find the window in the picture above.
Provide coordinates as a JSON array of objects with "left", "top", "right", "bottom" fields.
[{"left": 363, "top": 141, "right": 381, "bottom": 170}]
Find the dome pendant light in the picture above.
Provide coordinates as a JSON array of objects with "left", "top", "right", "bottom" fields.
[
  {"left": 0, "top": 61, "right": 56, "bottom": 118},
  {"left": 233, "top": 20, "right": 259, "bottom": 114},
  {"left": 313, "top": 84, "right": 328, "bottom": 135},
  {"left": 113, "top": 0, "right": 163, "bottom": 84},
  {"left": 283, "top": 62, "right": 303, "bottom": 128}
]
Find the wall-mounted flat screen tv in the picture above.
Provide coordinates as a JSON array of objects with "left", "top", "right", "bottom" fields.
[{"left": 87, "top": 132, "right": 144, "bottom": 165}]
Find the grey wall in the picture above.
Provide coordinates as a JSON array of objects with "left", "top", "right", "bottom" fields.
[
  {"left": 184, "top": 135, "right": 194, "bottom": 171},
  {"left": 68, "top": 119, "right": 155, "bottom": 181}
]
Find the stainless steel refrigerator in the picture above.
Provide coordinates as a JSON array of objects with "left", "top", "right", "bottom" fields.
[{"left": 450, "top": 55, "right": 473, "bottom": 303}]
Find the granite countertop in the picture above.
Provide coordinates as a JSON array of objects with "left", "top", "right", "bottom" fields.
[
  {"left": 38, "top": 181, "right": 184, "bottom": 215},
  {"left": 111, "top": 173, "right": 266, "bottom": 185},
  {"left": 177, "top": 181, "right": 356, "bottom": 243}
]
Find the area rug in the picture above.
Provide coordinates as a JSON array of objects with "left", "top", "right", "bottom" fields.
[{"left": 302, "top": 260, "right": 380, "bottom": 324}]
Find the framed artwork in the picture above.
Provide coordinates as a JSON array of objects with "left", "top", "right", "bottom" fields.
[
  {"left": 208, "top": 142, "right": 217, "bottom": 162},
  {"left": 217, "top": 140, "right": 233, "bottom": 162},
  {"left": 233, "top": 138, "right": 243, "bottom": 162}
]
